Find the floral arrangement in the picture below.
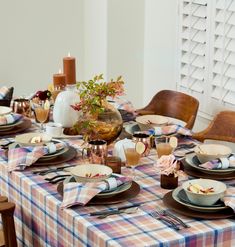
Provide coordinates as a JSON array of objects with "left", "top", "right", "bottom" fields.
[
  {"left": 154, "top": 154, "right": 186, "bottom": 177},
  {"left": 71, "top": 74, "right": 124, "bottom": 116}
]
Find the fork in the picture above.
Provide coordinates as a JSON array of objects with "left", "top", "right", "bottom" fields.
[
  {"left": 150, "top": 212, "right": 180, "bottom": 231},
  {"left": 156, "top": 209, "right": 190, "bottom": 228}
]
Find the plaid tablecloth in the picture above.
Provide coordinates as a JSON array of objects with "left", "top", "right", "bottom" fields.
[{"left": 0, "top": 107, "right": 235, "bottom": 246}]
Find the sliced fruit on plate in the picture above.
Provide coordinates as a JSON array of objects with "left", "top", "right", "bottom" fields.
[
  {"left": 135, "top": 141, "right": 146, "bottom": 154},
  {"left": 169, "top": 136, "right": 178, "bottom": 149}
]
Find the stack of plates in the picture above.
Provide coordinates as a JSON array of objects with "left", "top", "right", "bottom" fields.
[
  {"left": 184, "top": 153, "right": 235, "bottom": 179},
  {"left": 63, "top": 174, "right": 133, "bottom": 198}
]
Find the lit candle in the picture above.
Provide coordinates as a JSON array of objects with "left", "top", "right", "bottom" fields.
[
  {"left": 63, "top": 53, "right": 76, "bottom": 85},
  {"left": 53, "top": 69, "right": 66, "bottom": 87}
]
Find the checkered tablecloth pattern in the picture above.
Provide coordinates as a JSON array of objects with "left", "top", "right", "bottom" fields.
[{"left": 1, "top": 130, "right": 235, "bottom": 247}]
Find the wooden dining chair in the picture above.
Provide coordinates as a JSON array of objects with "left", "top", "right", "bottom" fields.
[
  {"left": 136, "top": 90, "right": 199, "bottom": 129},
  {"left": 0, "top": 87, "right": 14, "bottom": 107},
  {"left": 192, "top": 111, "right": 235, "bottom": 143},
  {"left": 0, "top": 196, "right": 17, "bottom": 247}
]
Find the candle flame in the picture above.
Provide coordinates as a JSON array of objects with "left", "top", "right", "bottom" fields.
[
  {"left": 58, "top": 69, "right": 62, "bottom": 73},
  {"left": 68, "top": 52, "right": 71, "bottom": 57}
]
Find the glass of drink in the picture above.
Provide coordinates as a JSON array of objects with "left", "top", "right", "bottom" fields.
[
  {"left": 123, "top": 142, "right": 141, "bottom": 180},
  {"left": 34, "top": 101, "right": 50, "bottom": 132},
  {"left": 155, "top": 136, "right": 174, "bottom": 158}
]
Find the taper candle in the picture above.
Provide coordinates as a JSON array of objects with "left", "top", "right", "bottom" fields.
[{"left": 63, "top": 53, "right": 76, "bottom": 85}]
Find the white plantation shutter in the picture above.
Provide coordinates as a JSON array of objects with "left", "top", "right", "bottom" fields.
[{"left": 177, "top": 0, "right": 235, "bottom": 116}]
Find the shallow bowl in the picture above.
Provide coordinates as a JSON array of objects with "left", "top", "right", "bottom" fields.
[
  {"left": 135, "top": 115, "right": 168, "bottom": 131},
  {"left": 0, "top": 106, "right": 12, "bottom": 116},
  {"left": 182, "top": 179, "right": 227, "bottom": 206},
  {"left": 194, "top": 143, "right": 232, "bottom": 163},
  {"left": 70, "top": 164, "right": 113, "bottom": 183}
]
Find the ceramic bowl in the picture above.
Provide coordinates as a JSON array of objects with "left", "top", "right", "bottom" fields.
[
  {"left": 135, "top": 115, "right": 168, "bottom": 131},
  {"left": 194, "top": 144, "right": 232, "bottom": 163},
  {"left": 182, "top": 179, "right": 227, "bottom": 206},
  {"left": 15, "top": 132, "right": 52, "bottom": 146},
  {"left": 70, "top": 164, "right": 113, "bottom": 183},
  {"left": 0, "top": 106, "right": 12, "bottom": 116}
]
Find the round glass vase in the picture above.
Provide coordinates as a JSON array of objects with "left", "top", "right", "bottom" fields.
[
  {"left": 160, "top": 173, "right": 178, "bottom": 189},
  {"left": 76, "top": 100, "right": 123, "bottom": 144}
]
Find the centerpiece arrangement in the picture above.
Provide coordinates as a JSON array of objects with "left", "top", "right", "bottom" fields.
[{"left": 69, "top": 74, "right": 124, "bottom": 144}]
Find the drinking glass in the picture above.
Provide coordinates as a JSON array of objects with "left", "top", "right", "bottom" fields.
[
  {"left": 123, "top": 142, "right": 141, "bottom": 180},
  {"left": 34, "top": 101, "right": 50, "bottom": 132},
  {"left": 155, "top": 136, "right": 174, "bottom": 158}
]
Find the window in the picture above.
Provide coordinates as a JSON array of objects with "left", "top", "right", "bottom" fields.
[{"left": 177, "top": 0, "right": 235, "bottom": 118}]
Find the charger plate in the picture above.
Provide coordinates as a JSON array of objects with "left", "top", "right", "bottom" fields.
[
  {"left": 0, "top": 118, "right": 32, "bottom": 136},
  {"left": 0, "top": 119, "right": 23, "bottom": 131},
  {"left": 33, "top": 146, "right": 77, "bottom": 166},
  {"left": 57, "top": 180, "right": 140, "bottom": 205},
  {"left": 185, "top": 153, "right": 235, "bottom": 175},
  {"left": 163, "top": 190, "right": 234, "bottom": 219},
  {"left": 183, "top": 159, "right": 235, "bottom": 180}
]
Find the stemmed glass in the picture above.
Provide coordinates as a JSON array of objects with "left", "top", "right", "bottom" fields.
[
  {"left": 34, "top": 101, "right": 50, "bottom": 132},
  {"left": 123, "top": 142, "right": 141, "bottom": 180}
]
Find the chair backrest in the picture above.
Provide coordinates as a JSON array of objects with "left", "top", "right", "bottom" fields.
[
  {"left": 136, "top": 90, "right": 199, "bottom": 129},
  {"left": 0, "top": 197, "right": 17, "bottom": 247},
  {"left": 0, "top": 87, "right": 14, "bottom": 107},
  {"left": 193, "top": 111, "right": 235, "bottom": 143}
]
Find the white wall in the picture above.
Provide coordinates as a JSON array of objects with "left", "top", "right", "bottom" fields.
[{"left": 0, "top": 0, "right": 84, "bottom": 97}]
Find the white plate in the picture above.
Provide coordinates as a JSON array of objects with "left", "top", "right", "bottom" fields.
[
  {"left": 15, "top": 132, "right": 52, "bottom": 146},
  {"left": 185, "top": 153, "right": 235, "bottom": 175},
  {"left": 172, "top": 186, "right": 228, "bottom": 212},
  {"left": 125, "top": 116, "right": 186, "bottom": 135},
  {"left": 0, "top": 106, "right": 12, "bottom": 115},
  {"left": 49, "top": 133, "right": 83, "bottom": 139}
]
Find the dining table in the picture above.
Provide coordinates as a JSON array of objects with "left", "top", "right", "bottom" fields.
[{"left": 0, "top": 100, "right": 235, "bottom": 247}]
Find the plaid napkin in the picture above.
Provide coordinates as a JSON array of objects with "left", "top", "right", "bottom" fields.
[
  {"left": 147, "top": 124, "right": 192, "bottom": 136},
  {"left": 61, "top": 176, "right": 132, "bottom": 208},
  {"left": 0, "top": 113, "right": 22, "bottom": 126},
  {"left": 0, "top": 86, "right": 10, "bottom": 99},
  {"left": 222, "top": 187, "right": 235, "bottom": 212},
  {"left": 8, "top": 142, "right": 66, "bottom": 171},
  {"left": 199, "top": 155, "right": 235, "bottom": 170}
]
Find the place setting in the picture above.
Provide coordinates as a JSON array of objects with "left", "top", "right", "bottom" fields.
[
  {"left": 2, "top": 132, "right": 77, "bottom": 171},
  {"left": 183, "top": 143, "right": 235, "bottom": 180},
  {"left": 163, "top": 178, "right": 235, "bottom": 219},
  {"left": 0, "top": 105, "right": 32, "bottom": 136}
]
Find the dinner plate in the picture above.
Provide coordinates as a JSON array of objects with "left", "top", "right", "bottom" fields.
[
  {"left": 163, "top": 190, "right": 234, "bottom": 219},
  {"left": 0, "top": 118, "right": 32, "bottom": 136},
  {"left": 63, "top": 174, "right": 132, "bottom": 198},
  {"left": 57, "top": 180, "right": 140, "bottom": 205},
  {"left": 0, "top": 119, "right": 23, "bottom": 131},
  {"left": 172, "top": 186, "right": 228, "bottom": 212},
  {"left": 185, "top": 153, "right": 235, "bottom": 175},
  {"left": 125, "top": 117, "right": 186, "bottom": 135}
]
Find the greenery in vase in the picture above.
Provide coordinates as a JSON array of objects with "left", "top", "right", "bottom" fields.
[{"left": 71, "top": 74, "right": 124, "bottom": 140}]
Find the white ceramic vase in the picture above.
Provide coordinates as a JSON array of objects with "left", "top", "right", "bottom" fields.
[{"left": 53, "top": 85, "right": 81, "bottom": 127}]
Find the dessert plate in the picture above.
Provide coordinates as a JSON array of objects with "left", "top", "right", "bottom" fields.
[
  {"left": 185, "top": 153, "right": 235, "bottom": 175},
  {"left": 172, "top": 186, "right": 228, "bottom": 212}
]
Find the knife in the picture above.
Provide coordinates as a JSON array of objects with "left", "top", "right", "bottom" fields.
[{"left": 90, "top": 202, "right": 143, "bottom": 216}]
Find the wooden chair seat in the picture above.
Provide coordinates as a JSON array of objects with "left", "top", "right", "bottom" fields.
[
  {"left": 193, "top": 111, "right": 235, "bottom": 143},
  {"left": 136, "top": 90, "right": 199, "bottom": 129},
  {"left": 0, "top": 230, "right": 5, "bottom": 247}
]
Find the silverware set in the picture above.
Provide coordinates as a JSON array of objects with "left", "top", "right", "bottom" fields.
[{"left": 150, "top": 209, "right": 190, "bottom": 230}]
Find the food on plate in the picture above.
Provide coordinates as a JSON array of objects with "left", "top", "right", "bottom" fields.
[
  {"left": 187, "top": 183, "right": 215, "bottom": 194},
  {"left": 30, "top": 136, "right": 43, "bottom": 144},
  {"left": 85, "top": 173, "right": 107, "bottom": 178}
]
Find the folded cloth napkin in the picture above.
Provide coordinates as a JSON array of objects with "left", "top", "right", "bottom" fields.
[
  {"left": 147, "top": 124, "right": 192, "bottom": 136},
  {"left": 222, "top": 187, "right": 235, "bottom": 212},
  {"left": 199, "top": 155, "right": 235, "bottom": 170},
  {"left": 8, "top": 142, "right": 66, "bottom": 171},
  {"left": 0, "top": 113, "right": 22, "bottom": 126},
  {"left": 0, "top": 86, "right": 10, "bottom": 99},
  {"left": 61, "top": 176, "right": 132, "bottom": 208}
]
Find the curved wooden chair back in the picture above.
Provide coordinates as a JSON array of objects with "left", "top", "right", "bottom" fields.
[
  {"left": 193, "top": 111, "right": 235, "bottom": 143},
  {"left": 0, "top": 87, "right": 14, "bottom": 107},
  {"left": 136, "top": 90, "right": 199, "bottom": 129},
  {"left": 0, "top": 196, "right": 17, "bottom": 247}
]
